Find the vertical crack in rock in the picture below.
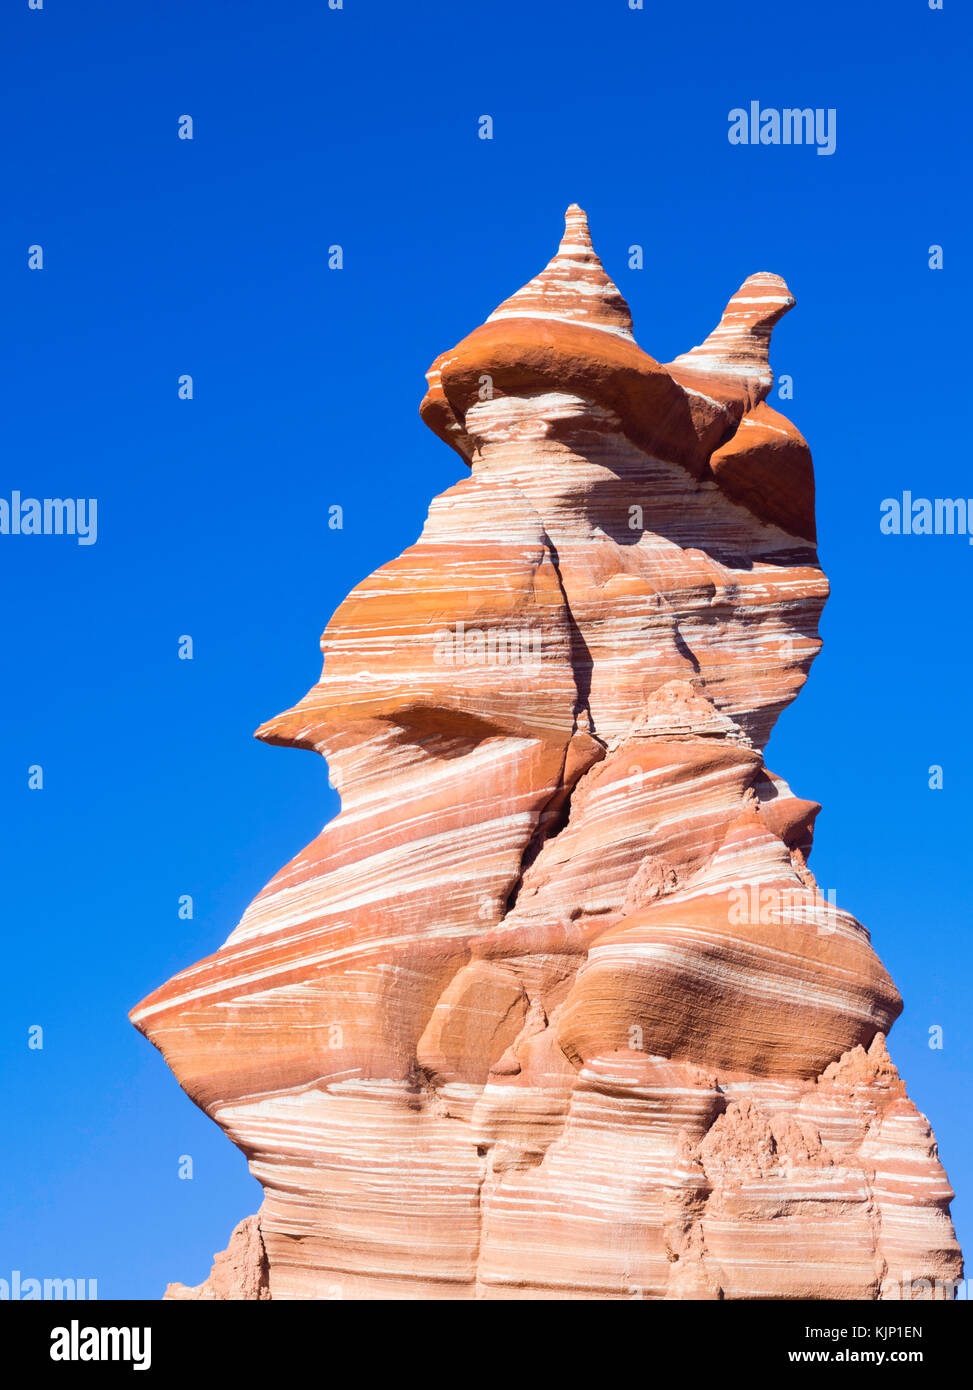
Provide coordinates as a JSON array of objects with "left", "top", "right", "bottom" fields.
[
  {"left": 542, "top": 532, "right": 595, "bottom": 725},
  {"left": 132, "top": 205, "right": 962, "bottom": 1301},
  {"left": 495, "top": 524, "right": 603, "bottom": 919}
]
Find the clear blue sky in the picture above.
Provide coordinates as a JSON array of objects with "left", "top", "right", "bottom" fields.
[{"left": 2, "top": 0, "right": 969, "bottom": 1298}]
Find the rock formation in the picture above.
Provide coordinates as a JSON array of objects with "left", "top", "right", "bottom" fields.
[{"left": 132, "top": 206, "right": 962, "bottom": 1300}]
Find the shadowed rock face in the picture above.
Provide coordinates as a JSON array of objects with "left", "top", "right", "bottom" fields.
[{"left": 132, "top": 207, "right": 961, "bottom": 1301}]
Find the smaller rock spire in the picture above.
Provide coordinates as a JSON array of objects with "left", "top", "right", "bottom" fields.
[
  {"left": 486, "top": 203, "right": 635, "bottom": 341},
  {"left": 670, "top": 271, "right": 795, "bottom": 401}
]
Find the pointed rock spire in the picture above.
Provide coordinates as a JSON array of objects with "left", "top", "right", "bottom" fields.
[
  {"left": 486, "top": 203, "right": 635, "bottom": 341},
  {"left": 669, "top": 271, "right": 794, "bottom": 401}
]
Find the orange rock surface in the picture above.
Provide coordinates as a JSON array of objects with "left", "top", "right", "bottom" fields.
[{"left": 132, "top": 206, "right": 961, "bottom": 1300}]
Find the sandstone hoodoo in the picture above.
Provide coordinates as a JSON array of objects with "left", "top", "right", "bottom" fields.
[{"left": 132, "top": 206, "right": 961, "bottom": 1300}]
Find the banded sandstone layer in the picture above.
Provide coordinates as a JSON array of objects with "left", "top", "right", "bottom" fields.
[{"left": 133, "top": 207, "right": 962, "bottom": 1300}]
